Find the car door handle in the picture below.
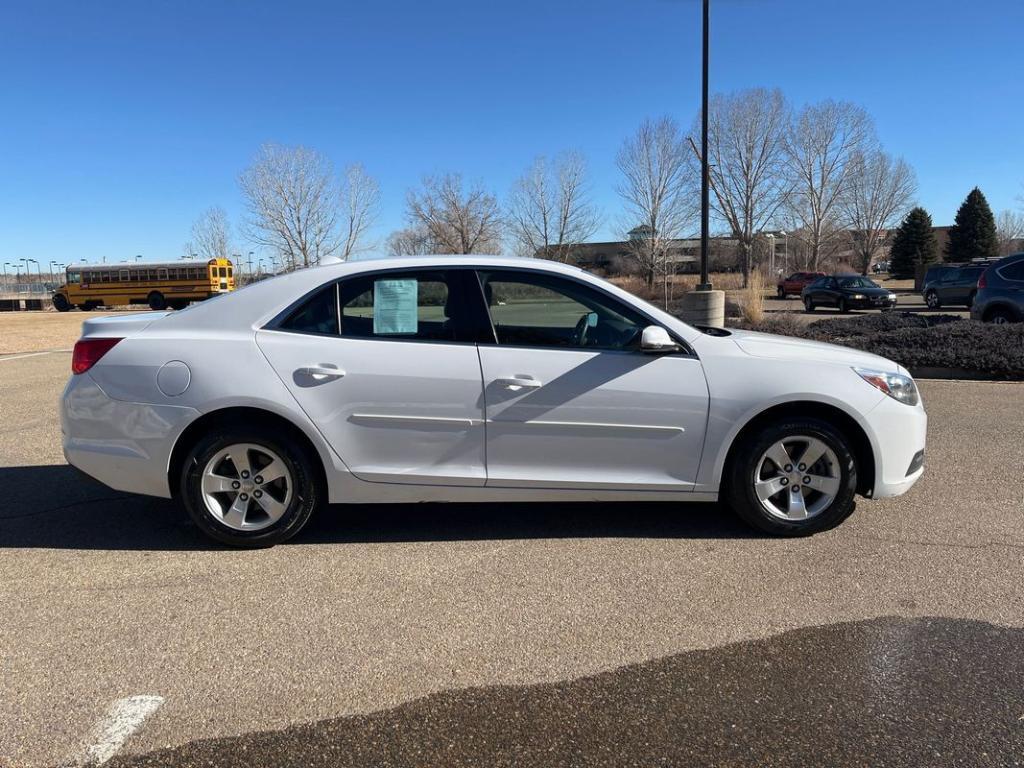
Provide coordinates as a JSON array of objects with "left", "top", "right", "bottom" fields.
[
  {"left": 297, "top": 364, "right": 345, "bottom": 381},
  {"left": 496, "top": 376, "right": 542, "bottom": 390}
]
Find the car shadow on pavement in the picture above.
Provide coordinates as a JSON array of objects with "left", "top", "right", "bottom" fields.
[{"left": 0, "top": 464, "right": 759, "bottom": 550}]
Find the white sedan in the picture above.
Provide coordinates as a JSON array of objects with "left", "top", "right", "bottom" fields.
[{"left": 61, "top": 256, "right": 927, "bottom": 547}]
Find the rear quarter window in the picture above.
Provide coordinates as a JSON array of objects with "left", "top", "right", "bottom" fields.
[{"left": 279, "top": 285, "right": 339, "bottom": 336}]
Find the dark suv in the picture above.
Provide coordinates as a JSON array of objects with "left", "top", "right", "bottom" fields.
[
  {"left": 971, "top": 253, "right": 1024, "bottom": 324},
  {"left": 921, "top": 264, "right": 985, "bottom": 309}
]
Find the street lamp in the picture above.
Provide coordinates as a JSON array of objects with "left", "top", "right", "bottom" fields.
[
  {"left": 698, "top": 0, "right": 711, "bottom": 291},
  {"left": 135, "top": 254, "right": 142, "bottom": 262},
  {"left": 765, "top": 233, "right": 776, "bottom": 275}
]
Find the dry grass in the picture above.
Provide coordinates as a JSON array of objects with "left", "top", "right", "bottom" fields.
[
  {"left": 608, "top": 272, "right": 746, "bottom": 306},
  {"left": 739, "top": 271, "right": 766, "bottom": 325},
  {"left": 0, "top": 310, "right": 131, "bottom": 355}
]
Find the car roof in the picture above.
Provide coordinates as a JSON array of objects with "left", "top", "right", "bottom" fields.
[{"left": 151, "top": 254, "right": 688, "bottom": 337}]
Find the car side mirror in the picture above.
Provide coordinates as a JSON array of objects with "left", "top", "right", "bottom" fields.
[{"left": 640, "top": 325, "right": 678, "bottom": 353}]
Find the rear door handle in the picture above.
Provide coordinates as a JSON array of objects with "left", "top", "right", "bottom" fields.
[
  {"left": 496, "top": 376, "right": 542, "bottom": 391},
  {"left": 298, "top": 364, "right": 345, "bottom": 381}
]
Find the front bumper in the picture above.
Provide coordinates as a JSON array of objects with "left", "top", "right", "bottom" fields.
[
  {"left": 849, "top": 297, "right": 897, "bottom": 310},
  {"left": 61, "top": 373, "right": 199, "bottom": 498},
  {"left": 863, "top": 391, "right": 927, "bottom": 498}
]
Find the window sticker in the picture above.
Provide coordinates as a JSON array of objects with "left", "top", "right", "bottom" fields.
[{"left": 373, "top": 279, "right": 418, "bottom": 335}]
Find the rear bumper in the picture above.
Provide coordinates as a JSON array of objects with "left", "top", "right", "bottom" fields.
[
  {"left": 61, "top": 373, "right": 198, "bottom": 498},
  {"left": 863, "top": 393, "right": 927, "bottom": 498}
]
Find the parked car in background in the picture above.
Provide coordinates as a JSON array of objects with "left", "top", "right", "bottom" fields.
[
  {"left": 802, "top": 275, "right": 898, "bottom": 313},
  {"left": 61, "top": 256, "right": 926, "bottom": 547},
  {"left": 921, "top": 264, "right": 984, "bottom": 309},
  {"left": 871, "top": 261, "right": 890, "bottom": 274},
  {"left": 971, "top": 252, "right": 1024, "bottom": 324},
  {"left": 777, "top": 271, "right": 826, "bottom": 298}
]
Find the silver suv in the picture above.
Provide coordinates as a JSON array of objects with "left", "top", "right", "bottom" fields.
[{"left": 971, "top": 253, "right": 1024, "bottom": 323}]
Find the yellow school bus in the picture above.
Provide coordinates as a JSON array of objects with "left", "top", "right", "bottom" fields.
[{"left": 52, "top": 258, "right": 235, "bottom": 311}]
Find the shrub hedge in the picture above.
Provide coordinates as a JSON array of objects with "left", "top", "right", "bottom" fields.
[{"left": 740, "top": 313, "right": 1024, "bottom": 378}]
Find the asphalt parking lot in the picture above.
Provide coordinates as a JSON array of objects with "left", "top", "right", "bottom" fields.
[{"left": 2, "top": 317, "right": 1023, "bottom": 766}]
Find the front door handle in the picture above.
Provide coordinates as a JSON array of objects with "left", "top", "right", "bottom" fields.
[
  {"left": 496, "top": 376, "right": 542, "bottom": 391},
  {"left": 297, "top": 364, "right": 345, "bottom": 381}
]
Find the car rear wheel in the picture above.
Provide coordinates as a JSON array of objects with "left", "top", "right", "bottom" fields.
[
  {"left": 180, "top": 427, "right": 320, "bottom": 548},
  {"left": 925, "top": 290, "right": 940, "bottom": 309},
  {"left": 838, "top": 297, "right": 849, "bottom": 313},
  {"left": 803, "top": 296, "right": 815, "bottom": 312},
  {"left": 985, "top": 307, "right": 1018, "bottom": 324},
  {"left": 724, "top": 417, "right": 858, "bottom": 536}
]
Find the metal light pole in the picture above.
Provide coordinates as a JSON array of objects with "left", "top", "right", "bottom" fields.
[
  {"left": 2, "top": 262, "right": 8, "bottom": 289},
  {"left": 697, "top": 0, "right": 711, "bottom": 291},
  {"left": 766, "top": 233, "right": 776, "bottom": 274}
]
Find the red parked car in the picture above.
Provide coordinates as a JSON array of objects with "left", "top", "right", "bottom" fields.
[{"left": 777, "top": 271, "right": 826, "bottom": 298}]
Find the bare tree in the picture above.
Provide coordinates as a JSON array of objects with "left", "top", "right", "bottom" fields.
[
  {"left": 996, "top": 209, "right": 1024, "bottom": 255},
  {"left": 339, "top": 164, "right": 380, "bottom": 259},
  {"left": 616, "top": 117, "right": 695, "bottom": 300},
  {"left": 508, "top": 151, "right": 599, "bottom": 261},
  {"left": 840, "top": 149, "right": 917, "bottom": 274},
  {"left": 238, "top": 144, "right": 341, "bottom": 270},
  {"left": 191, "top": 206, "right": 232, "bottom": 261},
  {"left": 385, "top": 225, "right": 437, "bottom": 256},
  {"left": 406, "top": 173, "right": 503, "bottom": 254},
  {"left": 785, "top": 100, "right": 875, "bottom": 270},
  {"left": 693, "top": 88, "right": 791, "bottom": 285}
]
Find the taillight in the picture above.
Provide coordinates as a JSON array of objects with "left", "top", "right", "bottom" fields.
[
  {"left": 72, "top": 337, "right": 122, "bottom": 374},
  {"left": 978, "top": 269, "right": 988, "bottom": 289}
]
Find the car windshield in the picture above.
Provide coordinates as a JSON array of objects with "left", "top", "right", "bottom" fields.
[{"left": 837, "top": 276, "right": 879, "bottom": 289}]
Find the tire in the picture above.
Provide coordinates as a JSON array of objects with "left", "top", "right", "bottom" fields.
[
  {"left": 179, "top": 426, "right": 320, "bottom": 548},
  {"left": 148, "top": 291, "right": 167, "bottom": 310},
  {"left": 985, "top": 306, "right": 1018, "bottom": 325},
  {"left": 803, "top": 296, "right": 815, "bottom": 313},
  {"left": 170, "top": 300, "right": 188, "bottom": 310},
  {"left": 777, "top": 286, "right": 785, "bottom": 299},
  {"left": 52, "top": 293, "right": 70, "bottom": 312},
  {"left": 724, "top": 417, "right": 858, "bottom": 537},
  {"left": 925, "top": 290, "right": 940, "bottom": 309},
  {"left": 77, "top": 303, "right": 94, "bottom": 311},
  {"left": 838, "top": 297, "right": 849, "bottom": 313}
]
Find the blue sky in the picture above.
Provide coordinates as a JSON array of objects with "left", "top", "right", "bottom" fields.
[{"left": 2, "top": 0, "right": 1023, "bottom": 266}]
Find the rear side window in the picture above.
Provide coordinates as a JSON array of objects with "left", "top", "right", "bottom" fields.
[
  {"left": 279, "top": 285, "right": 339, "bottom": 336},
  {"left": 338, "top": 270, "right": 489, "bottom": 343},
  {"left": 999, "top": 260, "right": 1024, "bottom": 281}
]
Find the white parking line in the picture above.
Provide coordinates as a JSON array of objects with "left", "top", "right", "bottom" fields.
[
  {"left": 74, "top": 695, "right": 165, "bottom": 766},
  {"left": 0, "top": 349, "right": 72, "bottom": 362}
]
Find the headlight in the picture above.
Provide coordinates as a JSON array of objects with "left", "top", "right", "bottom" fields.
[
  {"left": 888, "top": 293, "right": 897, "bottom": 301},
  {"left": 851, "top": 293, "right": 866, "bottom": 300},
  {"left": 854, "top": 367, "right": 919, "bottom": 406}
]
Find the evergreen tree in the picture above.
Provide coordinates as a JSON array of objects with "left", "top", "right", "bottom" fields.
[
  {"left": 945, "top": 187, "right": 998, "bottom": 262},
  {"left": 889, "top": 207, "right": 938, "bottom": 279}
]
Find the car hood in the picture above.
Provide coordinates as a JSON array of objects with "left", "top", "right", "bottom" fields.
[{"left": 729, "top": 329, "right": 899, "bottom": 371}]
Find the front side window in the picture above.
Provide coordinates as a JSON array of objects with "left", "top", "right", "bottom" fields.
[{"left": 477, "top": 270, "right": 648, "bottom": 351}]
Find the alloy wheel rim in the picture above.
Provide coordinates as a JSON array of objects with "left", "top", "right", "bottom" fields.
[
  {"left": 754, "top": 436, "right": 841, "bottom": 521},
  {"left": 200, "top": 443, "right": 293, "bottom": 531}
]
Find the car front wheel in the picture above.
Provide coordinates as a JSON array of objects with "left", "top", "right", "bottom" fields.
[
  {"left": 180, "top": 427, "right": 320, "bottom": 547},
  {"left": 803, "top": 296, "right": 815, "bottom": 312},
  {"left": 925, "top": 290, "right": 940, "bottom": 309},
  {"left": 725, "top": 417, "right": 858, "bottom": 536}
]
